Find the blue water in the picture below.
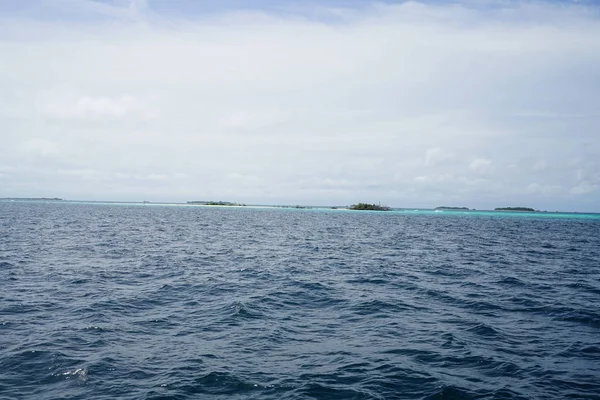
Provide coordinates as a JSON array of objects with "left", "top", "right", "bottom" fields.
[{"left": 1, "top": 201, "right": 599, "bottom": 399}]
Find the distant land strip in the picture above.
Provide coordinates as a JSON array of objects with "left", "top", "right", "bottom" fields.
[
  {"left": 494, "top": 207, "right": 535, "bottom": 212},
  {"left": 187, "top": 201, "right": 246, "bottom": 206},
  {"left": 349, "top": 203, "right": 391, "bottom": 211},
  {"left": 0, "top": 199, "right": 552, "bottom": 213}
]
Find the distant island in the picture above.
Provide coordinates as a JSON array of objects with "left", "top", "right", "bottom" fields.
[
  {"left": 349, "top": 203, "right": 391, "bottom": 211},
  {"left": 435, "top": 206, "right": 470, "bottom": 210},
  {"left": 187, "top": 201, "right": 246, "bottom": 206},
  {"left": 495, "top": 207, "right": 535, "bottom": 212}
]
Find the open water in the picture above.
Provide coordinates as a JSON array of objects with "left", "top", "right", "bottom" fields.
[{"left": 1, "top": 201, "right": 599, "bottom": 399}]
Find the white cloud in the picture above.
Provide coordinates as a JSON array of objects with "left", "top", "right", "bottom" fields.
[
  {"left": 526, "top": 183, "right": 562, "bottom": 195},
  {"left": 425, "top": 148, "right": 454, "bottom": 167},
  {"left": 469, "top": 158, "right": 492, "bottom": 174},
  {"left": 570, "top": 182, "right": 599, "bottom": 195},
  {"left": 457, "top": 177, "right": 489, "bottom": 186},
  {"left": 19, "top": 139, "right": 62, "bottom": 157},
  {"left": 114, "top": 172, "right": 175, "bottom": 181},
  {"left": 35, "top": 91, "right": 154, "bottom": 120},
  {"left": 58, "top": 168, "right": 99, "bottom": 177},
  {"left": 219, "top": 110, "right": 290, "bottom": 130},
  {"left": 0, "top": 1, "right": 599, "bottom": 210},
  {"left": 415, "top": 174, "right": 455, "bottom": 183},
  {"left": 533, "top": 160, "right": 548, "bottom": 171}
]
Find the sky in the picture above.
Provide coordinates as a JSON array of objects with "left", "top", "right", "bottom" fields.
[{"left": 1, "top": 0, "right": 599, "bottom": 211}]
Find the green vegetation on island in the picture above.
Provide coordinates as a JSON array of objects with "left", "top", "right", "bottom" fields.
[
  {"left": 187, "top": 201, "right": 246, "bottom": 206},
  {"left": 435, "top": 206, "right": 470, "bottom": 210},
  {"left": 495, "top": 207, "right": 535, "bottom": 212},
  {"left": 349, "top": 203, "right": 391, "bottom": 211}
]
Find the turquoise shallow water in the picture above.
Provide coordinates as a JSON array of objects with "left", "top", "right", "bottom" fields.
[
  {"left": 1, "top": 201, "right": 599, "bottom": 399},
  {"left": 398, "top": 209, "right": 600, "bottom": 219},
  {"left": 30, "top": 200, "right": 600, "bottom": 219}
]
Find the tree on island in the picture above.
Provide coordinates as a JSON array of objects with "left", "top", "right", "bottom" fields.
[
  {"left": 187, "top": 201, "right": 246, "bottom": 206},
  {"left": 349, "top": 203, "right": 391, "bottom": 211},
  {"left": 494, "top": 207, "right": 535, "bottom": 212},
  {"left": 435, "top": 206, "right": 469, "bottom": 210}
]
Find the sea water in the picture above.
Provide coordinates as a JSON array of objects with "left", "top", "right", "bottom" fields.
[{"left": 1, "top": 201, "right": 599, "bottom": 399}]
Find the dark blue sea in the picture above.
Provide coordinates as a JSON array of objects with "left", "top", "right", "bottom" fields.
[{"left": 1, "top": 201, "right": 600, "bottom": 400}]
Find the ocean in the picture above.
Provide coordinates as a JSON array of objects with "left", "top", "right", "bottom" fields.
[{"left": 1, "top": 201, "right": 599, "bottom": 399}]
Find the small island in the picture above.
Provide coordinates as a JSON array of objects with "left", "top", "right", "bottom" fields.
[
  {"left": 495, "top": 207, "right": 535, "bottom": 212},
  {"left": 435, "top": 206, "right": 470, "bottom": 210},
  {"left": 187, "top": 201, "right": 246, "bottom": 206},
  {"left": 349, "top": 203, "right": 391, "bottom": 211}
]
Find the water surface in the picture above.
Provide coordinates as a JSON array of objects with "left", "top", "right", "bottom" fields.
[{"left": 1, "top": 201, "right": 599, "bottom": 399}]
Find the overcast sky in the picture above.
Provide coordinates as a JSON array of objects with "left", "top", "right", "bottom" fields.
[{"left": 1, "top": 0, "right": 599, "bottom": 211}]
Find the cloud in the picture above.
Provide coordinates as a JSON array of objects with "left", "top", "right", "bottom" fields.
[
  {"left": 570, "top": 182, "right": 599, "bottom": 195},
  {"left": 425, "top": 148, "right": 454, "bottom": 167},
  {"left": 34, "top": 89, "right": 155, "bottom": 120},
  {"left": 1, "top": 0, "right": 149, "bottom": 22},
  {"left": 219, "top": 110, "right": 290, "bottom": 130},
  {"left": 526, "top": 183, "right": 562, "bottom": 195},
  {"left": 415, "top": 174, "right": 455, "bottom": 183},
  {"left": 0, "top": 1, "right": 599, "bottom": 210},
  {"left": 469, "top": 158, "right": 492, "bottom": 174},
  {"left": 19, "top": 139, "right": 62, "bottom": 157},
  {"left": 532, "top": 160, "right": 548, "bottom": 172}
]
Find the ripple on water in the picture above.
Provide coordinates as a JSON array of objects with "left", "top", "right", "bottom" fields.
[{"left": 1, "top": 202, "right": 599, "bottom": 399}]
